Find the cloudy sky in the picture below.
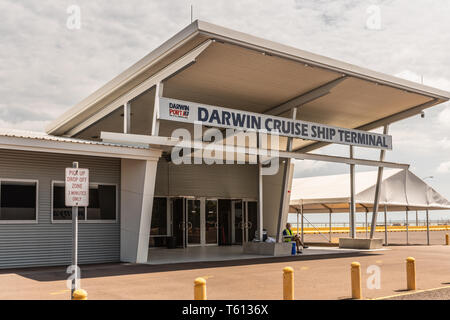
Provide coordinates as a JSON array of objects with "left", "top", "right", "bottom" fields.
[{"left": 0, "top": 0, "right": 449, "bottom": 221}]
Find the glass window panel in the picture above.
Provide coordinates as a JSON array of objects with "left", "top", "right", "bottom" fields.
[
  {"left": 0, "top": 181, "right": 37, "bottom": 221},
  {"left": 53, "top": 183, "right": 116, "bottom": 221},
  {"left": 52, "top": 184, "right": 85, "bottom": 220},
  {"left": 86, "top": 185, "right": 116, "bottom": 220}
]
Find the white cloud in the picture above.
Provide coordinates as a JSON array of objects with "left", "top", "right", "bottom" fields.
[
  {"left": 438, "top": 107, "right": 450, "bottom": 126},
  {"left": 437, "top": 161, "right": 450, "bottom": 174},
  {"left": 0, "top": 0, "right": 449, "bottom": 196},
  {"left": 293, "top": 159, "right": 331, "bottom": 178},
  {"left": 0, "top": 0, "right": 449, "bottom": 134}
]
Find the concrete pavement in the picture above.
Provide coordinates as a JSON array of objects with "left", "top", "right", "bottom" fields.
[{"left": 0, "top": 244, "right": 450, "bottom": 300}]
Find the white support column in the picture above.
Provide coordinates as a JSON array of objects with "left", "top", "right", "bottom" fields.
[
  {"left": 416, "top": 210, "right": 419, "bottom": 226},
  {"left": 406, "top": 209, "right": 409, "bottom": 245},
  {"left": 257, "top": 162, "right": 263, "bottom": 241},
  {"left": 365, "top": 210, "right": 368, "bottom": 238},
  {"left": 123, "top": 102, "right": 131, "bottom": 134},
  {"left": 384, "top": 205, "right": 388, "bottom": 246},
  {"left": 349, "top": 146, "right": 356, "bottom": 238},
  {"left": 120, "top": 158, "right": 159, "bottom": 263},
  {"left": 329, "top": 211, "right": 332, "bottom": 243},
  {"left": 151, "top": 82, "right": 164, "bottom": 136},
  {"left": 370, "top": 125, "right": 389, "bottom": 239},
  {"left": 426, "top": 209, "right": 430, "bottom": 245},
  {"left": 276, "top": 108, "right": 297, "bottom": 242},
  {"left": 296, "top": 210, "right": 299, "bottom": 236},
  {"left": 301, "top": 205, "right": 304, "bottom": 244},
  {"left": 257, "top": 131, "right": 263, "bottom": 242}
]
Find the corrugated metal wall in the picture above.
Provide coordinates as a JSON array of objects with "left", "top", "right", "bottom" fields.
[
  {"left": 0, "top": 149, "right": 120, "bottom": 269},
  {"left": 154, "top": 159, "right": 258, "bottom": 199}
]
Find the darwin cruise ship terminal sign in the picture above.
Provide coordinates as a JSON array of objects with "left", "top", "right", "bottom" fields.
[{"left": 159, "top": 97, "right": 393, "bottom": 150}]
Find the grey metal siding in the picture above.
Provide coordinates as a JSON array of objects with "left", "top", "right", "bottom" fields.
[
  {"left": 0, "top": 149, "right": 120, "bottom": 269},
  {"left": 155, "top": 159, "right": 258, "bottom": 199}
]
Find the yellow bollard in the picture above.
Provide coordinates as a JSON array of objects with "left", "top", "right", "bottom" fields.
[
  {"left": 406, "top": 257, "right": 416, "bottom": 290},
  {"left": 72, "top": 289, "right": 88, "bottom": 300},
  {"left": 351, "top": 262, "right": 362, "bottom": 299},
  {"left": 194, "top": 277, "right": 207, "bottom": 300},
  {"left": 283, "top": 267, "right": 294, "bottom": 300},
  {"left": 446, "top": 234, "right": 449, "bottom": 245}
]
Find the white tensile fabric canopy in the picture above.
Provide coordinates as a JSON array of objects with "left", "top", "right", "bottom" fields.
[{"left": 289, "top": 169, "right": 450, "bottom": 214}]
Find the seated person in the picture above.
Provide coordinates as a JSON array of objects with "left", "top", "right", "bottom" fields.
[{"left": 283, "top": 223, "right": 308, "bottom": 253}]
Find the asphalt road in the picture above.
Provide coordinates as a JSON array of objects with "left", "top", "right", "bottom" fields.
[
  {"left": 381, "top": 286, "right": 450, "bottom": 300},
  {"left": 1, "top": 243, "right": 450, "bottom": 300}
]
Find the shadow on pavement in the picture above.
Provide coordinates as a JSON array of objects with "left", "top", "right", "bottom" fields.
[{"left": 0, "top": 251, "right": 380, "bottom": 282}]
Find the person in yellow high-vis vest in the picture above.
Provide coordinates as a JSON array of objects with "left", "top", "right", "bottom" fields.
[{"left": 283, "top": 223, "right": 308, "bottom": 253}]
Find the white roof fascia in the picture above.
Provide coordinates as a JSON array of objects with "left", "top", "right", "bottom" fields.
[{"left": 0, "top": 135, "right": 161, "bottom": 161}]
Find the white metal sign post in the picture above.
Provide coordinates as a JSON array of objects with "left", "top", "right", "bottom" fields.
[{"left": 65, "top": 162, "right": 89, "bottom": 298}]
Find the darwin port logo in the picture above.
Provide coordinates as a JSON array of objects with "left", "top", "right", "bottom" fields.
[{"left": 169, "top": 102, "right": 190, "bottom": 119}]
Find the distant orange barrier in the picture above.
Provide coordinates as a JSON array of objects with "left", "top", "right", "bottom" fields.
[{"left": 292, "top": 225, "right": 450, "bottom": 234}]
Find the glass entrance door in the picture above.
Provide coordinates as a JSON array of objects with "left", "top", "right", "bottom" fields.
[
  {"left": 170, "top": 198, "right": 253, "bottom": 247},
  {"left": 232, "top": 200, "right": 244, "bottom": 244},
  {"left": 231, "top": 200, "right": 258, "bottom": 244},
  {"left": 245, "top": 201, "right": 258, "bottom": 242},
  {"left": 205, "top": 199, "right": 218, "bottom": 245},
  {"left": 187, "top": 199, "right": 201, "bottom": 246},
  {"left": 171, "top": 197, "right": 185, "bottom": 248}
]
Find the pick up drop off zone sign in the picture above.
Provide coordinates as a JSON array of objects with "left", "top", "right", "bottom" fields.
[{"left": 65, "top": 168, "right": 89, "bottom": 207}]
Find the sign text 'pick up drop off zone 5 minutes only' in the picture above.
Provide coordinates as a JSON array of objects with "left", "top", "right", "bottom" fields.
[{"left": 65, "top": 168, "right": 89, "bottom": 207}]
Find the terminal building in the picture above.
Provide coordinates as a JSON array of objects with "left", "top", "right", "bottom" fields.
[{"left": 0, "top": 21, "right": 449, "bottom": 269}]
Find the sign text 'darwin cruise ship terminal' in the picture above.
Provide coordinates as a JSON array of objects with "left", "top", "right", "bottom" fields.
[{"left": 158, "top": 97, "right": 392, "bottom": 150}]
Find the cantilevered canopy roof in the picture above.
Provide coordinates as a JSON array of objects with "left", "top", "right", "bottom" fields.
[
  {"left": 46, "top": 20, "right": 450, "bottom": 153},
  {"left": 289, "top": 169, "right": 450, "bottom": 213}
]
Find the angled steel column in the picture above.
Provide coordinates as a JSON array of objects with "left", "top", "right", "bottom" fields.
[
  {"left": 370, "top": 125, "right": 389, "bottom": 239},
  {"left": 276, "top": 108, "right": 297, "bottom": 242},
  {"left": 349, "top": 146, "right": 356, "bottom": 238}
]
